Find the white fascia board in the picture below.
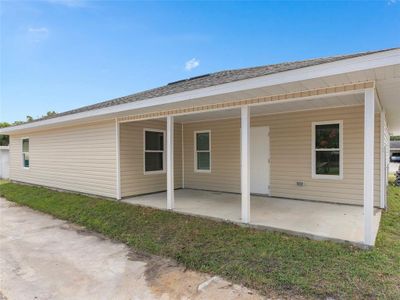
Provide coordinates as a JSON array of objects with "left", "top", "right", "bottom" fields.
[{"left": 1, "top": 49, "right": 399, "bottom": 135}]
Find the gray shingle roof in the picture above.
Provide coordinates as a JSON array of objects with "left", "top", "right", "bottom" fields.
[{"left": 19, "top": 48, "right": 400, "bottom": 124}]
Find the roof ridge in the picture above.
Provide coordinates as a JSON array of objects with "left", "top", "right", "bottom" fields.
[{"left": 213, "top": 48, "right": 399, "bottom": 75}]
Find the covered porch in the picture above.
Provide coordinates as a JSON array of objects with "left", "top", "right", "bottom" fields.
[
  {"left": 115, "top": 71, "right": 395, "bottom": 247},
  {"left": 123, "top": 189, "right": 381, "bottom": 245}
]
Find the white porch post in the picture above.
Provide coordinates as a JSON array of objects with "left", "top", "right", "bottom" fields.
[
  {"left": 380, "top": 110, "right": 386, "bottom": 209},
  {"left": 364, "top": 88, "right": 375, "bottom": 246},
  {"left": 241, "top": 105, "right": 250, "bottom": 223},
  {"left": 115, "top": 118, "right": 121, "bottom": 200},
  {"left": 167, "top": 115, "right": 174, "bottom": 210}
]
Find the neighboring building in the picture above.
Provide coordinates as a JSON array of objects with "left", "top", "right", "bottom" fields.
[
  {"left": 1, "top": 48, "right": 399, "bottom": 247},
  {"left": 0, "top": 146, "right": 10, "bottom": 179},
  {"left": 389, "top": 141, "right": 400, "bottom": 174},
  {"left": 390, "top": 141, "right": 400, "bottom": 159}
]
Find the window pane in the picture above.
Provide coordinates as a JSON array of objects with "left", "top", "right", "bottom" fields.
[
  {"left": 316, "top": 151, "right": 339, "bottom": 175},
  {"left": 22, "top": 139, "right": 29, "bottom": 152},
  {"left": 196, "top": 132, "right": 209, "bottom": 151},
  {"left": 197, "top": 152, "right": 210, "bottom": 170},
  {"left": 23, "top": 153, "right": 30, "bottom": 168},
  {"left": 315, "top": 124, "right": 339, "bottom": 149},
  {"left": 145, "top": 131, "right": 164, "bottom": 151},
  {"left": 145, "top": 152, "right": 163, "bottom": 171}
]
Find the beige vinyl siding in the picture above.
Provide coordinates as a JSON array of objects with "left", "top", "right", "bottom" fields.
[
  {"left": 183, "top": 118, "right": 241, "bottom": 192},
  {"left": 9, "top": 120, "right": 117, "bottom": 198},
  {"left": 183, "top": 106, "right": 381, "bottom": 206},
  {"left": 120, "top": 120, "right": 182, "bottom": 197}
]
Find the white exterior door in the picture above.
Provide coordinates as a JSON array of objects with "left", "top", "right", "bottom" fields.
[{"left": 250, "top": 126, "right": 270, "bottom": 194}]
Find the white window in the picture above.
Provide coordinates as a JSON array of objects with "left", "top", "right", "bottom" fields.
[
  {"left": 194, "top": 130, "right": 211, "bottom": 172},
  {"left": 22, "top": 138, "right": 30, "bottom": 168},
  {"left": 144, "top": 129, "right": 165, "bottom": 174},
  {"left": 312, "top": 121, "right": 343, "bottom": 179}
]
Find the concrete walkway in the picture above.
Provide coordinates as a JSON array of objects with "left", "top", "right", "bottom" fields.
[{"left": 0, "top": 198, "right": 263, "bottom": 300}]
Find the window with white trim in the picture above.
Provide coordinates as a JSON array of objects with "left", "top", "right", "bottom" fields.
[
  {"left": 22, "top": 138, "right": 30, "bottom": 168},
  {"left": 312, "top": 122, "right": 342, "bottom": 179},
  {"left": 195, "top": 131, "right": 211, "bottom": 172},
  {"left": 144, "top": 130, "right": 165, "bottom": 173}
]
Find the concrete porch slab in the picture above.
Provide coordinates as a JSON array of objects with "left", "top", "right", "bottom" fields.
[{"left": 123, "top": 189, "right": 381, "bottom": 245}]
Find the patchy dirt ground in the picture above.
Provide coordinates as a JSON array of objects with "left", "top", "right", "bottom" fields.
[{"left": 0, "top": 198, "right": 264, "bottom": 300}]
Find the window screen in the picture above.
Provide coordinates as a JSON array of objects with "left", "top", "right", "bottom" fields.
[
  {"left": 314, "top": 123, "right": 340, "bottom": 176},
  {"left": 195, "top": 132, "right": 210, "bottom": 171},
  {"left": 144, "top": 131, "right": 164, "bottom": 172},
  {"left": 22, "top": 138, "right": 30, "bottom": 168}
]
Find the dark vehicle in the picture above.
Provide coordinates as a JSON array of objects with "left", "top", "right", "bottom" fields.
[{"left": 391, "top": 153, "right": 400, "bottom": 163}]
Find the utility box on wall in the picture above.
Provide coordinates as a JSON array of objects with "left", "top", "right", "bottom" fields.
[{"left": 0, "top": 146, "right": 10, "bottom": 179}]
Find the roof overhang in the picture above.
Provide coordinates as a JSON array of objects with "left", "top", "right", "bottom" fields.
[
  {"left": 117, "top": 81, "right": 373, "bottom": 123},
  {"left": 1, "top": 48, "right": 399, "bottom": 135}
]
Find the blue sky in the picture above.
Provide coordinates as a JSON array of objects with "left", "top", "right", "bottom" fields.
[{"left": 1, "top": 0, "right": 399, "bottom": 123}]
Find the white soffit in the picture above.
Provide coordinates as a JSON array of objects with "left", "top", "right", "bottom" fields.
[
  {"left": 377, "top": 78, "right": 400, "bottom": 135},
  {"left": 175, "top": 94, "right": 364, "bottom": 123}
]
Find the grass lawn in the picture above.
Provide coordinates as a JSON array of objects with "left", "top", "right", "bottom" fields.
[{"left": 1, "top": 183, "right": 399, "bottom": 299}]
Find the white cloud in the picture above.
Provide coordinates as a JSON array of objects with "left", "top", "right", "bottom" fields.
[
  {"left": 47, "top": 0, "right": 87, "bottom": 8},
  {"left": 27, "top": 27, "right": 49, "bottom": 43},
  {"left": 185, "top": 58, "right": 200, "bottom": 71},
  {"left": 388, "top": 0, "right": 399, "bottom": 5},
  {"left": 28, "top": 27, "right": 49, "bottom": 33}
]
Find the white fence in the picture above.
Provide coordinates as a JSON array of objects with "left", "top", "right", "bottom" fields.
[{"left": 0, "top": 146, "right": 10, "bottom": 179}]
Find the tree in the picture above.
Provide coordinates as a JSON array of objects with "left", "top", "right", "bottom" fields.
[
  {"left": 0, "top": 111, "right": 58, "bottom": 146},
  {"left": 46, "top": 111, "right": 57, "bottom": 117},
  {"left": 0, "top": 122, "right": 11, "bottom": 146}
]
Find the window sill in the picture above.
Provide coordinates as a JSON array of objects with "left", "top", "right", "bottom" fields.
[
  {"left": 194, "top": 169, "right": 211, "bottom": 173},
  {"left": 144, "top": 170, "right": 166, "bottom": 175},
  {"left": 312, "top": 174, "right": 343, "bottom": 180}
]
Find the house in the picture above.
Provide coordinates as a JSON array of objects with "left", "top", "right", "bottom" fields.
[{"left": 1, "top": 48, "right": 399, "bottom": 247}]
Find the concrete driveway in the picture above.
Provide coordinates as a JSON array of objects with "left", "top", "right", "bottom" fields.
[{"left": 0, "top": 197, "right": 263, "bottom": 300}]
